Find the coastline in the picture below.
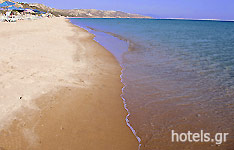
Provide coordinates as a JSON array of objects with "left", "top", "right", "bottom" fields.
[
  {"left": 0, "top": 17, "right": 138, "bottom": 149},
  {"left": 69, "top": 20, "right": 143, "bottom": 147},
  {"left": 68, "top": 22, "right": 143, "bottom": 146},
  {"left": 67, "top": 17, "right": 154, "bottom": 19}
]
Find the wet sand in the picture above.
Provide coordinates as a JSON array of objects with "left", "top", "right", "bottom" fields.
[{"left": 0, "top": 18, "right": 138, "bottom": 150}]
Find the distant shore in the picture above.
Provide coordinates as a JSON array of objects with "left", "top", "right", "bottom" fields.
[
  {"left": 0, "top": 17, "right": 138, "bottom": 150},
  {"left": 67, "top": 17, "right": 154, "bottom": 19}
]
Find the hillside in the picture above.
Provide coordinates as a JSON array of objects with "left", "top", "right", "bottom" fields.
[
  {"left": 0, "top": 0, "right": 152, "bottom": 18},
  {"left": 26, "top": 3, "right": 152, "bottom": 18}
]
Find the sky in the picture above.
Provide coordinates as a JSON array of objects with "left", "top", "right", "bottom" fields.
[{"left": 19, "top": 0, "right": 234, "bottom": 20}]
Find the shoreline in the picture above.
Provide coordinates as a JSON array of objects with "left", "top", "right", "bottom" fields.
[
  {"left": 67, "top": 19, "right": 142, "bottom": 149},
  {"left": 68, "top": 20, "right": 143, "bottom": 148},
  {"left": 0, "top": 17, "right": 138, "bottom": 149},
  {"left": 67, "top": 17, "right": 154, "bottom": 19}
]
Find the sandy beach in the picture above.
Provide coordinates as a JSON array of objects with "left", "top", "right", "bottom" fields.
[{"left": 0, "top": 17, "right": 138, "bottom": 150}]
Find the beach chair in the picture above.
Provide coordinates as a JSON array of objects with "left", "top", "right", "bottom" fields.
[
  {"left": 0, "top": 15, "right": 8, "bottom": 22},
  {"left": 9, "top": 17, "right": 16, "bottom": 22},
  {"left": 0, "top": 16, "right": 5, "bottom": 22}
]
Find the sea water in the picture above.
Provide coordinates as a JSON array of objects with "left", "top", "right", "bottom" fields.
[{"left": 69, "top": 18, "right": 234, "bottom": 150}]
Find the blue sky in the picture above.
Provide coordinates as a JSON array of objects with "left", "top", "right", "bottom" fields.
[{"left": 19, "top": 0, "right": 233, "bottom": 20}]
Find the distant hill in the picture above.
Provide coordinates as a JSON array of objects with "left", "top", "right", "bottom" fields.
[
  {"left": 25, "top": 3, "right": 151, "bottom": 18},
  {"left": 26, "top": 3, "right": 153, "bottom": 18},
  {"left": 0, "top": 0, "right": 152, "bottom": 18}
]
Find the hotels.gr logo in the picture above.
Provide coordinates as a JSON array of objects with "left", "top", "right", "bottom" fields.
[{"left": 171, "top": 130, "right": 229, "bottom": 145}]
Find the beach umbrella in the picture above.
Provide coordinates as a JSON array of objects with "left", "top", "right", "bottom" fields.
[
  {"left": 8, "top": 6, "right": 18, "bottom": 10},
  {"left": 8, "top": 6, "right": 24, "bottom": 11},
  {"left": 18, "top": 7, "right": 24, "bottom": 11},
  {"left": 0, "top": 1, "right": 15, "bottom": 11},
  {"left": 2, "top": 1, "right": 15, "bottom": 6},
  {"left": 33, "top": 9, "right": 40, "bottom": 13},
  {"left": 0, "top": 2, "right": 8, "bottom": 7}
]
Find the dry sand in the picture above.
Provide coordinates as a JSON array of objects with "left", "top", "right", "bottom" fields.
[{"left": 0, "top": 17, "right": 138, "bottom": 150}]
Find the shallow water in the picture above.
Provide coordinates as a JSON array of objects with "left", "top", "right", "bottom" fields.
[{"left": 70, "top": 18, "right": 234, "bottom": 150}]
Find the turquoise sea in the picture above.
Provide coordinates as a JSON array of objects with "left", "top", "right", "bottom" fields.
[{"left": 69, "top": 18, "right": 234, "bottom": 150}]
